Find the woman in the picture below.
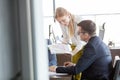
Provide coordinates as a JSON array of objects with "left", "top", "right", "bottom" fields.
[{"left": 55, "top": 7, "right": 86, "bottom": 80}]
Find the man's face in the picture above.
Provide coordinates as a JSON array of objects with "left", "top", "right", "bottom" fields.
[{"left": 77, "top": 26, "right": 87, "bottom": 41}]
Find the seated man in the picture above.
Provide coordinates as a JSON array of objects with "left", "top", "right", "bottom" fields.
[
  {"left": 49, "top": 20, "right": 113, "bottom": 80},
  {"left": 46, "top": 39, "right": 57, "bottom": 66}
]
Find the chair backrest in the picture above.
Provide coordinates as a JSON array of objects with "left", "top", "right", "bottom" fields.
[
  {"left": 99, "top": 23, "right": 105, "bottom": 40},
  {"left": 113, "top": 56, "right": 120, "bottom": 67},
  {"left": 113, "top": 59, "right": 120, "bottom": 80}
]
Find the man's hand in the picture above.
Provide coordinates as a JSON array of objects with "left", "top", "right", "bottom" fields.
[{"left": 64, "top": 61, "right": 75, "bottom": 67}]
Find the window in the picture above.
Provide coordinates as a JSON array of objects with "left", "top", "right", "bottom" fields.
[{"left": 43, "top": 0, "right": 120, "bottom": 47}]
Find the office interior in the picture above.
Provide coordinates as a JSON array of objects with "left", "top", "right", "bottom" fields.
[{"left": 0, "top": 0, "right": 120, "bottom": 80}]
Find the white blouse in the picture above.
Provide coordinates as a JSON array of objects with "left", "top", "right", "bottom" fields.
[{"left": 60, "top": 15, "right": 86, "bottom": 52}]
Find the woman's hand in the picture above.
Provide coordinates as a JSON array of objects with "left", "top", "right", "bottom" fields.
[{"left": 49, "top": 66, "right": 57, "bottom": 72}]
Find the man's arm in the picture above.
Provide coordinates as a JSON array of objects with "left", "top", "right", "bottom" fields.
[{"left": 56, "top": 44, "right": 96, "bottom": 75}]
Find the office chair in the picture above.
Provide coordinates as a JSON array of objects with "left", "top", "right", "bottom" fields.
[
  {"left": 99, "top": 23, "right": 105, "bottom": 40},
  {"left": 112, "top": 59, "right": 120, "bottom": 80},
  {"left": 49, "top": 25, "right": 56, "bottom": 43}
]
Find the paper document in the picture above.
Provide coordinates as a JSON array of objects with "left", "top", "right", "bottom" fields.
[
  {"left": 48, "top": 43, "right": 72, "bottom": 54},
  {"left": 49, "top": 71, "right": 68, "bottom": 76}
]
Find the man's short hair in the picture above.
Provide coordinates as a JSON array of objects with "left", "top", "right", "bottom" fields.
[{"left": 77, "top": 20, "right": 96, "bottom": 36}]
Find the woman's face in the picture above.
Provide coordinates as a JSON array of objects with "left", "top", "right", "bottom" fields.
[{"left": 56, "top": 15, "right": 70, "bottom": 26}]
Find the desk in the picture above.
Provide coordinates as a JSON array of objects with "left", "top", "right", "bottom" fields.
[{"left": 49, "top": 72, "right": 72, "bottom": 80}]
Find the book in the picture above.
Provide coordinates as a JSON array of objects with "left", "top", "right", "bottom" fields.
[{"left": 48, "top": 43, "right": 72, "bottom": 54}]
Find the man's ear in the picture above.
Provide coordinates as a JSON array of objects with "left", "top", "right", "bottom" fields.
[{"left": 84, "top": 33, "right": 89, "bottom": 38}]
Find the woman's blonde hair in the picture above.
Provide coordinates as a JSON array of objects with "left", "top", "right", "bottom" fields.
[{"left": 55, "top": 7, "right": 75, "bottom": 38}]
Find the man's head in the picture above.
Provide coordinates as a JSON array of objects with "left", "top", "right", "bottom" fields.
[{"left": 77, "top": 20, "right": 96, "bottom": 42}]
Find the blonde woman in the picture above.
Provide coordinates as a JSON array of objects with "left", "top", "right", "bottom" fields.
[{"left": 55, "top": 7, "right": 86, "bottom": 80}]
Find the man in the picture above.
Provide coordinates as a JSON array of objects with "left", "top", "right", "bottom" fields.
[{"left": 49, "top": 20, "right": 113, "bottom": 80}]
